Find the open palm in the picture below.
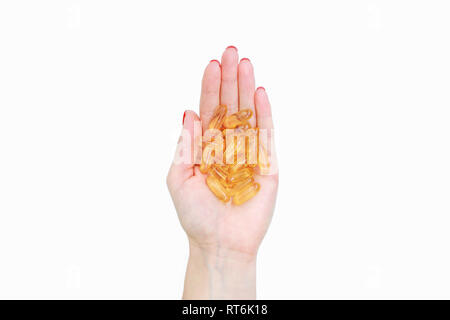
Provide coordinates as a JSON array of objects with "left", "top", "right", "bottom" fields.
[{"left": 167, "top": 46, "right": 278, "bottom": 258}]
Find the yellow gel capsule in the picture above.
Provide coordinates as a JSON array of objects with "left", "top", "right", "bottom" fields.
[
  {"left": 211, "top": 165, "right": 229, "bottom": 184},
  {"left": 238, "top": 121, "right": 251, "bottom": 130},
  {"left": 228, "top": 177, "right": 254, "bottom": 197},
  {"left": 206, "top": 174, "right": 230, "bottom": 202},
  {"left": 232, "top": 182, "right": 260, "bottom": 205},
  {"left": 223, "top": 109, "right": 252, "bottom": 129},
  {"left": 227, "top": 167, "right": 253, "bottom": 184},
  {"left": 235, "top": 109, "right": 252, "bottom": 121},
  {"left": 229, "top": 164, "right": 244, "bottom": 174},
  {"left": 208, "top": 105, "right": 227, "bottom": 130},
  {"left": 223, "top": 115, "right": 242, "bottom": 129},
  {"left": 199, "top": 162, "right": 209, "bottom": 174}
]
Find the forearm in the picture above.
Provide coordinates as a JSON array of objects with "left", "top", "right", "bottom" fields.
[{"left": 183, "top": 241, "right": 257, "bottom": 300}]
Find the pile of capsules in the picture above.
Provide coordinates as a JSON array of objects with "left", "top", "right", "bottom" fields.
[{"left": 200, "top": 105, "right": 269, "bottom": 205}]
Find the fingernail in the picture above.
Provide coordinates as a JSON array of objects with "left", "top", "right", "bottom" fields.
[
  {"left": 240, "top": 58, "right": 250, "bottom": 62},
  {"left": 182, "top": 111, "right": 186, "bottom": 125},
  {"left": 257, "top": 86, "right": 265, "bottom": 91},
  {"left": 210, "top": 59, "right": 220, "bottom": 65},
  {"left": 226, "top": 45, "right": 237, "bottom": 51}
]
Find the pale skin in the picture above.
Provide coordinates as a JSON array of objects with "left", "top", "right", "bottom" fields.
[{"left": 167, "top": 46, "right": 278, "bottom": 299}]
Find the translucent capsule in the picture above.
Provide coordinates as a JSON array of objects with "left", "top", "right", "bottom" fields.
[
  {"left": 210, "top": 165, "right": 229, "bottom": 185},
  {"left": 229, "top": 164, "right": 244, "bottom": 174},
  {"left": 208, "top": 105, "right": 227, "bottom": 130},
  {"left": 235, "top": 109, "right": 252, "bottom": 121},
  {"left": 206, "top": 174, "right": 230, "bottom": 202},
  {"left": 223, "top": 115, "right": 242, "bottom": 129},
  {"left": 232, "top": 182, "right": 260, "bottom": 205},
  {"left": 228, "top": 177, "right": 254, "bottom": 197},
  {"left": 227, "top": 167, "right": 253, "bottom": 184},
  {"left": 223, "top": 109, "right": 253, "bottom": 129},
  {"left": 237, "top": 121, "right": 251, "bottom": 130}
]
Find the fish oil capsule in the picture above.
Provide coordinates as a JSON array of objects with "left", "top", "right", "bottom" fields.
[
  {"left": 235, "top": 109, "right": 252, "bottom": 121},
  {"left": 223, "top": 115, "right": 242, "bottom": 129},
  {"left": 229, "top": 164, "right": 244, "bottom": 174},
  {"left": 232, "top": 182, "right": 260, "bottom": 205},
  {"left": 210, "top": 165, "right": 229, "bottom": 185},
  {"left": 227, "top": 167, "right": 253, "bottom": 184},
  {"left": 228, "top": 177, "right": 254, "bottom": 197},
  {"left": 208, "top": 105, "right": 227, "bottom": 130},
  {"left": 237, "top": 121, "right": 251, "bottom": 130},
  {"left": 206, "top": 174, "right": 230, "bottom": 202},
  {"left": 223, "top": 109, "right": 252, "bottom": 129}
]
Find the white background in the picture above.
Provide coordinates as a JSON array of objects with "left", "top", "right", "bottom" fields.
[{"left": 1, "top": 0, "right": 449, "bottom": 299}]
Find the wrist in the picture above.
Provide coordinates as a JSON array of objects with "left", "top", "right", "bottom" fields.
[
  {"left": 188, "top": 239, "right": 258, "bottom": 264},
  {"left": 183, "top": 240, "right": 257, "bottom": 299}
]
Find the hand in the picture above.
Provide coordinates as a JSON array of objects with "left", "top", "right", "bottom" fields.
[{"left": 167, "top": 46, "right": 278, "bottom": 299}]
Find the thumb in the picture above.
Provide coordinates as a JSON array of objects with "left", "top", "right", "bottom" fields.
[{"left": 166, "top": 110, "right": 202, "bottom": 191}]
